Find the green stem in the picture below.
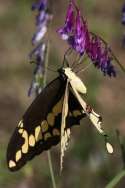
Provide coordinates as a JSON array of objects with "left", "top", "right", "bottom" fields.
[
  {"left": 44, "top": 41, "right": 57, "bottom": 188},
  {"left": 110, "top": 50, "right": 125, "bottom": 74},
  {"left": 105, "top": 170, "right": 125, "bottom": 188},
  {"left": 47, "top": 151, "right": 57, "bottom": 188}
]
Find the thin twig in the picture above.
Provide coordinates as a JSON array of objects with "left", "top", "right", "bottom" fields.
[
  {"left": 116, "top": 130, "right": 125, "bottom": 168},
  {"left": 76, "top": 62, "right": 92, "bottom": 74},
  {"left": 47, "top": 151, "right": 57, "bottom": 188},
  {"left": 105, "top": 170, "right": 125, "bottom": 188},
  {"left": 44, "top": 41, "right": 57, "bottom": 188}
]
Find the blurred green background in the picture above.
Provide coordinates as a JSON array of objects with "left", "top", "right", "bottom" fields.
[{"left": 0, "top": 0, "right": 125, "bottom": 187}]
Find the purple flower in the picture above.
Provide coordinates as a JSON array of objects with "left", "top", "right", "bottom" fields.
[
  {"left": 29, "top": 0, "right": 53, "bottom": 97},
  {"left": 36, "top": 10, "right": 51, "bottom": 26},
  {"left": 86, "top": 36, "right": 102, "bottom": 62},
  {"left": 29, "top": 42, "right": 46, "bottom": 63},
  {"left": 32, "top": 25, "right": 47, "bottom": 45},
  {"left": 57, "top": 1, "right": 75, "bottom": 40},
  {"left": 86, "top": 34, "right": 116, "bottom": 77},
  {"left": 28, "top": 43, "right": 47, "bottom": 96},
  {"left": 57, "top": 1, "right": 89, "bottom": 55},
  {"left": 122, "top": 4, "right": 125, "bottom": 25},
  {"left": 32, "top": 0, "right": 47, "bottom": 11},
  {"left": 57, "top": 0, "right": 116, "bottom": 77},
  {"left": 32, "top": 0, "right": 52, "bottom": 45},
  {"left": 72, "top": 11, "right": 88, "bottom": 55}
]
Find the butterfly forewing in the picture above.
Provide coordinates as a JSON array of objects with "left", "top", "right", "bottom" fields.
[{"left": 7, "top": 77, "right": 66, "bottom": 171}]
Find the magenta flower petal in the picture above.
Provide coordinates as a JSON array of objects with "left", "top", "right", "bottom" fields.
[
  {"left": 86, "top": 34, "right": 116, "bottom": 77},
  {"left": 57, "top": 2, "right": 75, "bottom": 40},
  {"left": 73, "top": 11, "right": 88, "bottom": 54}
]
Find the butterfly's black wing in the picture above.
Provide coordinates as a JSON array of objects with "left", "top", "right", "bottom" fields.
[
  {"left": 7, "top": 77, "right": 66, "bottom": 171},
  {"left": 67, "top": 88, "right": 86, "bottom": 127},
  {"left": 7, "top": 77, "right": 86, "bottom": 172}
]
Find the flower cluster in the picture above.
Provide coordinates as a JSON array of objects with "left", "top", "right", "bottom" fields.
[
  {"left": 57, "top": 0, "right": 116, "bottom": 77},
  {"left": 86, "top": 33, "right": 116, "bottom": 77},
  {"left": 29, "top": 0, "right": 52, "bottom": 96},
  {"left": 32, "top": 0, "right": 52, "bottom": 45},
  {"left": 57, "top": 1, "right": 89, "bottom": 55}
]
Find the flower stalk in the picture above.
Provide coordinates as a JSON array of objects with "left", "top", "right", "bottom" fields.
[
  {"left": 43, "top": 41, "right": 57, "bottom": 188},
  {"left": 28, "top": 1, "right": 56, "bottom": 187}
]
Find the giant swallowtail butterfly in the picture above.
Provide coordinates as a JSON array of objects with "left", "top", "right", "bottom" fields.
[{"left": 7, "top": 63, "right": 112, "bottom": 172}]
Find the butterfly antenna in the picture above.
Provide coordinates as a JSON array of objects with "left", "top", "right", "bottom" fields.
[
  {"left": 116, "top": 129, "right": 125, "bottom": 167},
  {"left": 72, "top": 55, "right": 88, "bottom": 71},
  {"left": 62, "top": 48, "right": 72, "bottom": 68},
  {"left": 46, "top": 66, "right": 57, "bottom": 72},
  {"left": 76, "top": 62, "right": 92, "bottom": 74},
  {"left": 70, "top": 54, "right": 82, "bottom": 69}
]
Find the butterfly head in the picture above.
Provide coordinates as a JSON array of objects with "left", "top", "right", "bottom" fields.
[{"left": 58, "top": 67, "right": 67, "bottom": 81}]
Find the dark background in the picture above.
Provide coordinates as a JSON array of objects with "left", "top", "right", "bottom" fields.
[{"left": 0, "top": 0, "right": 125, "bottom": 187}]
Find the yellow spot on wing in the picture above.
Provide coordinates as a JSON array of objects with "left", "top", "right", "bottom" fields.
[
  {"left": 52, "top": 129, "right": 60, "bottom": 136},
  {"left": 106, "top": 142, "right": 114, "bottom": 154},
  {"left": 15, "top": 150, "right": 22, "bottom": 162},
  {"left": 44, "top": 133, "right": 51, "bottom": 141},
  {"left": 18, "top": 120, "right": 23, "bottom": 128},
  {"left": 9, "top": 160, "right": 16, "bottom": 168},
  {"left": 41, "top": 120, "right": 48, "bottom": 132},
  {"left": 18, "top": 128, "right": 24, "bottom": 134},
  {"left": 73, "top": 110, "right": 81, "bottom": 117},
  {"left": 47, "top": 113, "right": 55, "bottom": 126},
  {"left": 22, "top": 130, "right": 29, "bottom": 154},
  {"left": 35, "top": 126, "right": 41, "bottom": 141},
  {"left": 52, "top": 97, "right": 63, "bottom": 116},
  {"left": 29, "top": 135, "right": 35, "bottom": 147}
]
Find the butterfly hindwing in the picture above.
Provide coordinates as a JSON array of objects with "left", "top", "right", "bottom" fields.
[
  {"left": 67, "top": 88, "right": 86, "bottom": 127},
  {"left": 7, "top": 77, "right": 66, "bottom": 171}
]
